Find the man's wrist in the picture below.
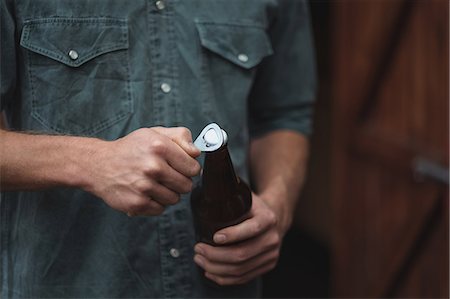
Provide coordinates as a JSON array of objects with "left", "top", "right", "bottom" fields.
[
  {"left": 65, "top": 137, "right": 108, "bottom": 192},
  {"left": 258, "top": 187, "right": 295, "bottom": 236}
]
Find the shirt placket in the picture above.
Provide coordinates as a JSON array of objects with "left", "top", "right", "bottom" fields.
[
  {"left": 158, "top": 202, "right": 193, "bottom": 298},
  {"left": 149, "top": 0, "right": 181, "bottom": 126},
  {"left": 149, "top": 2, "right": 189, "bottom": 296}
]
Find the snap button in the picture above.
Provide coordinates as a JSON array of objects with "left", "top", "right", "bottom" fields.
[
  {"left": 161, "top": 83, "right": 171, "bottom": 93},
  {"left": 169, "top": 248, "right": 180, "bottom": 258},
  {"left": 237, "top": 53, "right": 249, "bottom": 63},
  {"left": 68, "top": 50, "right": 79, "bottom": 60},
  {"left": 155, "top": 0, "right": 165, "bottom": 10}
]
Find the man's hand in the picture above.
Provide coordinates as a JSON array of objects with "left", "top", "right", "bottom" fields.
[
  {"left": 193, "top": 193, "right": 286, "bottom": 286},
  {"left": 83, "top": 127, "right": 201, "bottom": 216},
  {"left": 192, "top": 130, "right": 309, "bottom": 286},
  {"left": 0, "top": 126, "right": 200, "bottom": 215}
]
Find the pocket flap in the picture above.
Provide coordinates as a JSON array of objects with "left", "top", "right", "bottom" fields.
[
  {"left": 20, "top": 17, "right": 128, "bottom": 68},
  {"left": 195, "top": 21, "right": 273, "bottom": 69}
]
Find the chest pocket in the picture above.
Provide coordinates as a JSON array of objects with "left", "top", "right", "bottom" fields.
[
  {"left": 195, "top": 21, "right": 273, "bottom": 69},
  {"left": 194, "top": 21, "right": 273, "bottom": 130},
  {"left": 20, "top": 17, "right": 132, "bottom": 136}
]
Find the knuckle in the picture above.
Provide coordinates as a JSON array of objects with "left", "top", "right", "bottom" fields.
[
  {"left": 267, "top": 210, "right": 278, "bottom": 227},
  {"left": 135, "top": 180, "right": 153, "bottom": 193},
  {"left": 183, "top": 127, "right": 192, "bottom": 137},
  {"left": 177, "top": 127, "right": 192, "bottom": 139},
  {"left": 150, "top": 138, "right": 167, "bottom": 156},
  {"left": 271, "top": 233, "right": 281, "bottom": 247},
  {"left": 234, "top": 250, "right": 248, "bottom": 263},
  {"left": 252, "top": 222, "right": 263, "bottom": 235},
  {"left": 273, "top": 234, "right": 281, "bottom": 246},
  {"left": 129, "top": 198, "right": 147, "bottom": 211},
  {"left": 145, "top": 160, "right": 164, "bottom": 177}
]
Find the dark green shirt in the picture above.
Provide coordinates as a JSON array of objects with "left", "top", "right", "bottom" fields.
[{"left": 1, "top": 0, "right": 316, "bottom": 297}]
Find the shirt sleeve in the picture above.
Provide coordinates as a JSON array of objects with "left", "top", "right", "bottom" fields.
[
  {"left": 248, "top": 0, "right": 317, "bottom": 138},
  {"left": 1, "top": 0, "right": 18, "bottom": 112}
]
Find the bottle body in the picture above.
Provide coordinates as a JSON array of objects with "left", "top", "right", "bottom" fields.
[{"left": 190, "top": 146, "right": 252, "bottom": 245}]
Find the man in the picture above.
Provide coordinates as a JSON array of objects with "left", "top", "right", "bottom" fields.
[{"left": 0, "top": 0, "right": 316, "bottom": 297}]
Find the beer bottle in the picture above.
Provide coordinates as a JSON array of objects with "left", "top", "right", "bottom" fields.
[{"left": 191, "top": 123, "right": 252, "bottom": 245}]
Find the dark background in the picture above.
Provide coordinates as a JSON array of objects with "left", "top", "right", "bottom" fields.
[
  {"left": 262, "top": 1, "right": 331, "bottom": 297},
  {"left": 262, "top": 0, "right": 449, "bottom": 298}
]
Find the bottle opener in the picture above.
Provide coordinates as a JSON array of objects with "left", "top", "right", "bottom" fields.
[{"left": 194, "top": 123, "right": 228, "bottom": 152}]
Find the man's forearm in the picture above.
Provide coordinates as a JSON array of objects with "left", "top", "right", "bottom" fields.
[
  {"left": 0, "top": 126, "right": 201, "bottom": 216},
  {"left": 0, "top": 128, "right": 102, "bottom": 191},
  {"left": 249, "top": 130, "right": 309, "bottom": 233}
]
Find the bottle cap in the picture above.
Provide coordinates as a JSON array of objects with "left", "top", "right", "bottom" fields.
[{"left": 194, "top": 123, "right": 228, "bottom": 152}]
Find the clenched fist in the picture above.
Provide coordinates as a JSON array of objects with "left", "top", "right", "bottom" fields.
[{"left": 83, "top": 127, "right": 201, "bottom": 216}]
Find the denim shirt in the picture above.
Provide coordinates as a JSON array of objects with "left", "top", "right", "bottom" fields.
[{"left": 1, "top": 0, "right": 316, "bottom": 297}]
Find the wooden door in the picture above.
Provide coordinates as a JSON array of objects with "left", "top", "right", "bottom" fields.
[{"left": 329, "top": 0, "right": 449, "bottom": 297}]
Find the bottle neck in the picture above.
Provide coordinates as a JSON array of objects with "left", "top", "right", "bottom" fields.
[{"left": 202, "top": 145, "right": 239, "bottom": 190}]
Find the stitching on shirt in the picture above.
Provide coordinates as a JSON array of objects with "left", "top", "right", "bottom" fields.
[
  {"left": 195, "top": 24, "right": 273, "bottom": 70},
  {"left": 20, "top": 23, "right": 129, "bottom": 68},
  {"left": 198, "top": 36, "right": 215, "bottom": 122},
  {"left": 194, "top": 20, "right": 267, "bottom": 29},
  {"left": 149, "top": 1, "right": 162, "bottom": 124},
  {"left": 27, "top": 49, "right": 46, "bottom": 130},
  {"left": 123, "top": 27, "right": 134, "bottom": 120},
  {"left": 26, "top": 24, "right": 133, "bottom": 135},
  {"left": 22, "top": 44, "right": 128, "bottom": 67},
  {"left": 24, "top": 17, "right": 127, "bottom": 26},
  {"left": 167, "top": 0, "right": 181, "bottom": 126}
]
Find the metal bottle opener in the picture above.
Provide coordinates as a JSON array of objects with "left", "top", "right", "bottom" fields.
[{"left": 193, "top": 123, "right": 228, "bottom": 152}]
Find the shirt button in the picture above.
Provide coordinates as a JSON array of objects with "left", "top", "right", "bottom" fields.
[
  {"left": 161, "top": 83, "right": 171, "bottom": 93},
  {"left": 68, "top": 50, "right": 79, "bottom": 60},
  {"left": 155, "top": 0, "right": 165, "bottom": 10},
  {"left": 169, "top": 248, "right": 180, "bottom": 258},
  {"left": 237, "top": 53, "right": 249, "bottom": 63}
]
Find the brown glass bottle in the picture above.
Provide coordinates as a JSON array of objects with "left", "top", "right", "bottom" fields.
[{"left": 190, "top": 145, "right": 252, "bottom": 245}]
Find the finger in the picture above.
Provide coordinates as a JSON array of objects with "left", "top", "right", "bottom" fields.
[
  {"left": 140, "top": 200, "right": 165, "bottom": 216},
  {"left": 212, "top": 209, "right": 276, "bottom": 245},
  {"left": 194, "top": 248, "right": 278, "bottom": 277},
  {"left": 170, "top": 131, "right": 201, "bottom": 158},
  {"left": 143, "top": 159, "right": 194, "bottom": 194},
  {"left": 145, "top": 131, "right": 200, "bottom": 178},
  {"left": 205, "top": 260, "right": 277, "bottom": 286},
  {"left": 146, "top": 184, "right": 180, "bottom": 206},
  {"left": 156, "top": 161, "right": 194, "bottom": 194},
  {"left": 132, "top": 178, "right": 181, "bottom": 206},
  {"left": 127, "top": 195, "right": 165, "bottom": 216},
  {"left": 163, "top": 143, "right": 201, "bottom": 178},
  {"left": 152, "top": 127, "right": 201, "bottom": 158},
  {"left": 194, "top": 231, "right": 279, "bottom": 264}
]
